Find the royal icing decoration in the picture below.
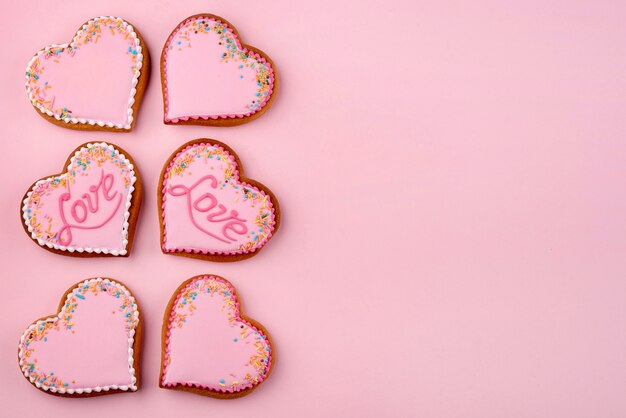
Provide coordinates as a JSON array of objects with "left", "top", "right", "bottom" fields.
[
  {"left": 161, "top": 275, "right": 272, "bottom": 397},
  {"left": 160, "top": 140, "right": 279, "bottom": 260},
  {"left": 22, "top": 142, "right": 139, "bottom": 256},
  {"left": 162, "top": 14, "right": 276, "bottom": 124},
  {"left": 18, "top": 278, "right": 141, "bottom": 395},
  {"left": 25, "top": 16, "right": 148, "bottom": 130}
]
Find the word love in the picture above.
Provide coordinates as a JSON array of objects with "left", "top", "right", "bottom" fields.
[
  {"left": 167, "top": 175, "right": 248, "bottom": 244},
  {"left": 58, "top": 170, "right": 122, "bottom": 246}
]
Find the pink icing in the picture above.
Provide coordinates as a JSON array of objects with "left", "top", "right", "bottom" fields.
[
  {"left": 162, "top": 16, "right": 275, "bottom": 122},
  {"left": 161, "top": 276, "right": 272, "bottom": 394},
  {"left": 161, "top": 142, "right": 277, "bottom": 256},
  {"left": 168, "top": 175, "right": 248, "bottom": 244},
  {"left": 58, "top": 170, "right": 122, "bottom": 246},
  {"left": 25, "top": 17, "right": 144, "bottom": 129},
  {"left": 22, "top": 143, "right": 136, "bottom": 255},
  {"left": 18, "top": 278, "right": 140, "bottom": 394}
]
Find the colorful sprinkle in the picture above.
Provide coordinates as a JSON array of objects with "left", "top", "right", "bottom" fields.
[{"left": 169, "top": 17, "right": 273, "bottom": 112}]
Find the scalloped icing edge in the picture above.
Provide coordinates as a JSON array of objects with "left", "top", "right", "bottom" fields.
[
  {"left": 161, "top": 14, "right": 275, "bottom": 122},
  {"left": 18, "top": 278, "right": 139, "bottom": 394},
  {"left": 25, "top": 16, "right": 144, "bottom": 130},
  {"left": 21, "top": 142, "right": 137, "bottom": 256},
  {"left": 160, "top": 275, "right": 272, "bottom": 395},
  {"left": 160, "top": 141, "right": 276, "bottom": 257}
]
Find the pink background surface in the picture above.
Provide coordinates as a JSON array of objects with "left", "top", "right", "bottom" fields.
[{"left": 1, "top": 1, "right": 625, "bottom": 416}]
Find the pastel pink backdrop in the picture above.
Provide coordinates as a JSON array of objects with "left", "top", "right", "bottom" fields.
[{"left": 1, "top": 1, "right": 625, "bottom": 417}]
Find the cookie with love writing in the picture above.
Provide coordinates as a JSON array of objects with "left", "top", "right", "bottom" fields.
[
  {"left": 21, "top": 142, "right": 142, "bottom": 257},
  {"left": 25, "top": 16, "right": 150, "bottom": 131},
  {"left": 160, "top": 275, "right": 273, "bottom": 398},
  {"left": 18, "top": 278, "right": 142, "bottom": 397},
  {"left": 158, "top": 139, "right": 280, "bottom": 261},
  {"left": 161, "top": 14, "right": 277, "bottom": 126}
]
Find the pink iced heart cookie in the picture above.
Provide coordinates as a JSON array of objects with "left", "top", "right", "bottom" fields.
[
  {"left": 25, "top": 16, "right": 150, "bottom": 131},
  {"left": 160, "top": 275, "right": 273, "bottom": 398},
  {"left": 18, "top": 278, "right": 142, "bottom": 397},
  {"left": 161, "top": 14, "right": 277, "bottom": 126},
  {"left": 21, "top": 142, "right": 142, "bottom": 257},
  {"left": 159, "top": 139, "right": 280, "bottom": 261}
]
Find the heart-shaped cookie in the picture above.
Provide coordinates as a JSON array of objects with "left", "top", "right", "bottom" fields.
[
  {"left": 160, "top": 275, "right": 273, "bottom": 398},
  {"left": 21, "top": 142, "right": 142, "bottom": 257},
  {"left": 161, "top": 14, "right": 277, "bottom": 126},
  {"left": 25, "top": 16, "right": 150, "bottom": 131},
  {"left": 158, "top": 139, "right": 280, "bottom": 261},
  {"left": 18, "top": 278, "right": 142, "bottom": 396}
]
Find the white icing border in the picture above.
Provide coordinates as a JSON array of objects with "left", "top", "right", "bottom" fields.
[
  {"left": 18, "top": 278, "right": 140, "bottom": 394},
  {"left": 21, "top": 142, "right": 137, "bottom": 256},
  {"left": 24, "top": 16, "right": 144, "bottom": 130}
]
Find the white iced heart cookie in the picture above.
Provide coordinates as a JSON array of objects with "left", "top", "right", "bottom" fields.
[
  {"left": 159, "top": 139, "right": 280, "bottom": 261},
  {"left": 21, "top": 142, "right": 142, "bottom": 257}
]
